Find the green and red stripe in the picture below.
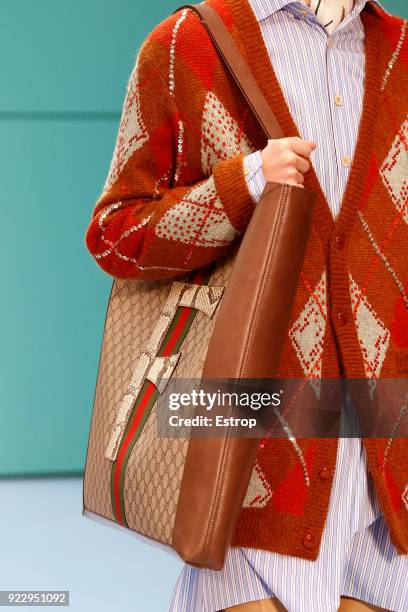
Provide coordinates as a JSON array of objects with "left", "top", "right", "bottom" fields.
[{"left": 111, "top": 265, "right": 214, "bottom": 526}]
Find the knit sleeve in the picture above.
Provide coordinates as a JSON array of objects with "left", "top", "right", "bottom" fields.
[{"left": 84, "top": 37, "right": 256, "bottom": 281}]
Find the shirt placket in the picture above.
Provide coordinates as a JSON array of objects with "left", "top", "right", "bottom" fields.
[
  {"left": 296, "top": 5, "right": 360, "bottom": 217},
  {"left": 294, "top": 5, "right": 342, "bottom": 215},
  {"left": 325, "top": 32, "right": 347, "bottom": 216}
]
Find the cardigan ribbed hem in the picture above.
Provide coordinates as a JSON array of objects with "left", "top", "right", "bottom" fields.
[{"left": 213, "top": 151, "right": 256, "bottom": 233}]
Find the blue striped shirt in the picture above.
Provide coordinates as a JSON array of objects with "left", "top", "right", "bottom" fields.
[{"left": 168, "top": 1, "right": 408, "bottom": 610}]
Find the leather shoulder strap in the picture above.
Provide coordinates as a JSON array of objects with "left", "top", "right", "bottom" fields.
[{"left": 172, "top": 2, "right": 284, "bottom": 139}]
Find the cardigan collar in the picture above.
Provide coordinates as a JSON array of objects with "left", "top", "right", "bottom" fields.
[{"left": 216, "top": 0, "right": 389, "bottom": 255}]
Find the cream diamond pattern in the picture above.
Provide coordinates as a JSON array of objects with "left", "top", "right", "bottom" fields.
[
  {"left": 380, "top": 118, "right": 408, "bottom": 224},
  {"left": 103, "top": 54, "right": 149, "bottom": 192},
  {"left": 289, "top": 272, "right": 327, "bottom": 385},
  {"left": 349, "top": 275, "right": 390, "bottom": 379},
  {"left": 201, "top": 91, "right": 253, "bottom": 174},
  {"left": 155, "top": 176, "right": 238, "bottom": 247},
  {"left": 243, "top": 461, "right": 273, "bottom": 508}
]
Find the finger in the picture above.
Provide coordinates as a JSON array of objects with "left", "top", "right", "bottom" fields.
[
  {"left": 285, "top": 178, "right": 304, "bottom": 189},
  {"left": 289, "top": 137, "right": 317, "bottom": 157},
  {"left": 285, "top": 170, "right": 304, "bottom": 186},
  {"left": 295, "top": 171, "right": 304, "bottom": 184},
  {"left": 295, "top": 156, "right": 310, "bottom": 174}
]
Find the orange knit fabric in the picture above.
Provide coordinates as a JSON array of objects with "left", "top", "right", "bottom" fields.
[{"left": 85, "top": 0, "right": 408, "bottom": 560}]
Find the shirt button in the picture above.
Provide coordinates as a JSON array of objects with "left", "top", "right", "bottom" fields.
[
  {"left": 319, "top": 465, "right": 334, "bottom": 480},
  {"left": 334, "top": 95, "right": 343, "bottom": 106},
  {"left": 303, "top": 533, "right": 317, "bottom": 549},
  {"left": 342, "top": 155, "right": 351, "bottom": 167},
  {"left": 337, "top": 310, "right": 348, "bottom": 326},
  {"left": 334, "top": 232, "right": 345, "bottom": 250}
]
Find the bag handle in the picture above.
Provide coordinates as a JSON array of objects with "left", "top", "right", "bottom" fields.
[{"left": 172, "top": 2, "right": 284, "bottom": 140}]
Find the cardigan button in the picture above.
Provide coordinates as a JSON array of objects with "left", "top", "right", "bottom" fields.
[
  {"left": 303, "top": 533, "right": 317, "bottom": 549},
  {"left": 337, "top": 310, "right": 348, "bottom": 326},
  {"left": 334, "top": 232, "right": 345, "bottom": 250},
  {"left": 319, "top": 465, "right": 334, "bottom": 480}
]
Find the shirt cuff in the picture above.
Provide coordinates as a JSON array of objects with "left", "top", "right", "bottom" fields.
[{"left": 243, "top": 150, "right": 267, "bottom": 204}]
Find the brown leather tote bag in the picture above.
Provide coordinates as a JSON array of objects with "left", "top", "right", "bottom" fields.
[{"left": 82, "top": 1, "right": 316, "bottom": 570}]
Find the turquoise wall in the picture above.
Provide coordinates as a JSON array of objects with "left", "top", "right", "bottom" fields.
[{"left": 1, "top": 0, "right": 406, "bottom": 476}]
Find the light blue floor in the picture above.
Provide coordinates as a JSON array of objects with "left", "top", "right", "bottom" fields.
[{"left": 0, "top": 477, "right": 183, "bottom": 611}]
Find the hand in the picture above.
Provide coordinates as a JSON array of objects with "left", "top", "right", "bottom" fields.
[{"left": 260, "top": 137, "right": 317, "bottom": 189}]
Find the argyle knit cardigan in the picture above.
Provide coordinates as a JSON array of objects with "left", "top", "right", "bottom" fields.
[{"left": 85, "top": 0, "right": 408, "bottom": 560}]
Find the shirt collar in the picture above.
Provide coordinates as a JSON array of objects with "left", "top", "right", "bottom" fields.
[{"left": 248, "top": 0, "right": 387, "bottom": 24}]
